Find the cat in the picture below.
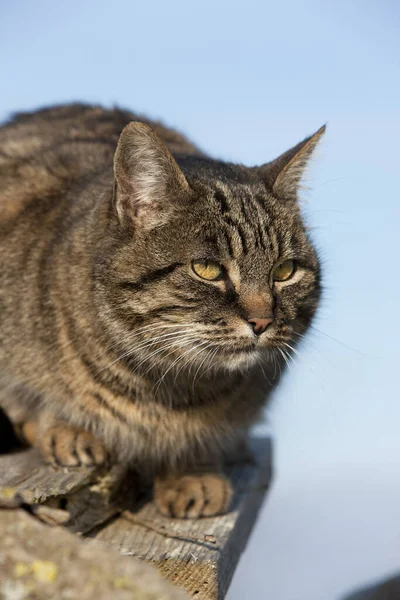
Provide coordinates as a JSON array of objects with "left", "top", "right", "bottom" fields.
[{"left": 0, "top": 104, "right": 324, "bottom": 518}]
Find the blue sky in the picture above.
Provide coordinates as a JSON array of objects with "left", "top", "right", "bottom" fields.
[{"left": 1, "top": 1, "right": 400, "bottom": 598}]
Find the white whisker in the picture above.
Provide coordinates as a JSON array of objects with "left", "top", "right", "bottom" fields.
[
  {"left": 95, "top": 329, "right": 197, "bottom": 375},
  {"left": 190, "top": 343, "right": 215, "bottom": 392},
  {"left": 152, "top": 340, "right": 211, "bottom": 394}
]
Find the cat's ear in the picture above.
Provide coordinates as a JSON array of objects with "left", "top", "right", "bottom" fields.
[
  {"left": 257, "top": 125, "right": 326, "bottom": 202},
  {"left": 113, "top": 122, "right": 190, "bottom": 228}
]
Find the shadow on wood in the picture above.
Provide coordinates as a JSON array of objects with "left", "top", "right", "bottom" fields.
[{"left": 0, "top": 407, "right": 21, "bottom": 454}]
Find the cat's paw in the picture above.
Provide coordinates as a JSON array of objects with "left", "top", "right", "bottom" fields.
[
  {"left": 39, "top": 424, "right": 108, "bottom": 467},
  {"left": 153, "top": 472, "right": 233, "bottom": 518}
]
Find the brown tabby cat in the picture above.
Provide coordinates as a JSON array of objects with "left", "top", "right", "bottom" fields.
[{"left": 0, "top": 104, "right": 324, "bottom": 518}]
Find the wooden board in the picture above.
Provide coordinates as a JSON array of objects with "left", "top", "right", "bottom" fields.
[{"left": 0, "top": 437, "right": 272, "bottom": 599}]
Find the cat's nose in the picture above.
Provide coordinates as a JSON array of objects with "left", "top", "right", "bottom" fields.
[{"left": 247, "top": 316, "right": 273, "bottom": 336}]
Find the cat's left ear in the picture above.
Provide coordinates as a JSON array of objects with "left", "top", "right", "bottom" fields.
[
  {"left": 257, "top": 125, "right": 326, "bottom": 202},
  {"left": 113, "top": 121, "right": 190, "bottom": 229}
]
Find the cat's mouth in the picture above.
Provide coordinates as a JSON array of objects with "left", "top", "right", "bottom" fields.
[
  {"left": 206, "top": 341, "right": 259, "bottom": 361},
  {"left": 210, "top": 333, "right": 282, "bottom": 362}
]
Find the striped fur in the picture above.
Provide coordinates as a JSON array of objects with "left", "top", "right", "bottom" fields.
[{"left": 0, "top": 104, "right": 323, "bottom": 479}]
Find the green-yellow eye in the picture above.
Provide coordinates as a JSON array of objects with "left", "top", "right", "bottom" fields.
[
  {"left": 273, "top": 259, "right": 296, "bottom": 282},
  {"left": 192, "top": 260, "right": 224, "bottom": 281}
]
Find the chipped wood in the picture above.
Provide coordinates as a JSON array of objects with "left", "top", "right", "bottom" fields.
[{"left": 0, "top": 447, "right": 102, "bottom": 503}]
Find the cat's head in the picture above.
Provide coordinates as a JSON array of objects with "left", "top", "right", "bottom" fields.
[{"left": 95, "top": 122, "right": 324, "bottom": 377}]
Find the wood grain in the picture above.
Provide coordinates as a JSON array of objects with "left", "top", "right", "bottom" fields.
[{"left": 0, "top": 448, "right": 101, "bottom": 503}]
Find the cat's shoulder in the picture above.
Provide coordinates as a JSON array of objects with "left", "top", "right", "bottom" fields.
[{"left": 0, "top": 103, "right": 204, "bottom": 224}]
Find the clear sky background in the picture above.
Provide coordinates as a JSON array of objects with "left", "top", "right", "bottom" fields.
[{"left": 1, "top": 1, "right": 400, "bottom": 598}]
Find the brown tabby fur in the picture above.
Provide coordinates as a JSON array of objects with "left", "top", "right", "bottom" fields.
[{"left": 0, "top": 104, "right": 324, "bottom": 517}]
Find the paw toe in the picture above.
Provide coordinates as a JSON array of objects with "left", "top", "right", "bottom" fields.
[
  {"left": 40, "top": 425, "right": 107, "bottom": 468},
  {"left": 154, "top": 473, "right": 233, "bottom": 519},
  {"left": 75, "top": 431, "right": 108, "bottom": 466}
]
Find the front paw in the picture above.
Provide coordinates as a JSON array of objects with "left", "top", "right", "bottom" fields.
[
  {"left": 39, "top": 424, "right": 108, "bottom": 467},
  {"left": 154, "top": 472, "right": 233, "bottom": 518}
]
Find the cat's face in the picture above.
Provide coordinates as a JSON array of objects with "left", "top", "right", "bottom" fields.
[{"left": 96, "top": 123, "right": 323, "bottom": 376}]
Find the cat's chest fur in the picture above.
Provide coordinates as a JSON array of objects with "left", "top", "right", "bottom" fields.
[{"left": 51, "top": 360, "right": 268, "bottom": 471}]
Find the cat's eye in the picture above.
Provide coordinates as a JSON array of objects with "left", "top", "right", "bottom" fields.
[
  {"left": 273, "top": 259, "right": 296, "bottom": 282},
  {"left": 192, "top": 260, "right": 224, "bottom": 281}
]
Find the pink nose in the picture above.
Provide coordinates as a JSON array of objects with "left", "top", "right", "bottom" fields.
[{"left": 247, "top": 316, "right": 273, "bottom": 336}]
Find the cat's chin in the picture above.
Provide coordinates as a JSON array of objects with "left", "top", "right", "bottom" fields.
[{"left": 217, "top": 349, "right": 261, "bottom": 372}]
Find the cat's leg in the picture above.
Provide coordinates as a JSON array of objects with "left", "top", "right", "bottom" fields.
[
  {"left": 36, "top": 413, "right": 108, "bottom": 467},
  {"left": 14, "top": 420, "right": 38, "bottom": 446},
  {"left": 153, "top": 466, "right": 233, "bottom": 518}
]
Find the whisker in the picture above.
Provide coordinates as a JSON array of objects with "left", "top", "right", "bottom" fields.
[
  {"left": 278, "top": 348, "right": 292, "bottom": 372},
  {"left": 310, "top": 325, "right": 368, "bottom": 356},
  {"left": 95, "top": 329, "right": 197, "bottom": 375},
  {"left": 190, "top": 343, "right": 215, "bottom": 392},
  {"left": 201, "top": 347, "right": 219, "bottom": 378},
  {"left": 282, "top": 341, "right": 328, "bottom": 398},
  {"left": 282, "top": 342, "right": 303, "bottom": 362},
  {"left": 152, "top": 340, "right": 211, "bottom": 394},
  {"left": 258, "top": 361, "right": 272, "bottom": 385},
  {"left": 130, "top": 335, "right": 200, "bottom": 376}
]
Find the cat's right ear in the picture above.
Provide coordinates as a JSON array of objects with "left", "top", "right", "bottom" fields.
[
  {"left": 257, "top": 125, "right": 326, "bottom": 202},
  {"left": 113, "top": 122, "right": 190, "bottom": 229}
]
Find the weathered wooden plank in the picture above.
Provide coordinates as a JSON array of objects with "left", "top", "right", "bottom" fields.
[
  {"left": 94, "top": 437, "right": 272, "bottom": 599},
  {"left": 0, "top": 450, "right": 135, "bottom": 534},
  {"left": 0, "top": 437, "right": 272, "bottom": 599},
  {"left": 0, "top": 508, "right": 189, "bottom": 600},
  {"left": 0, "top": 448, "right": 101, "bottom": 503}
]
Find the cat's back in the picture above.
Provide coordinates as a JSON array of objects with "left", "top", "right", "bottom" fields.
[{"left": 0, "top": 103, "right": 202, "bottom": 226}]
